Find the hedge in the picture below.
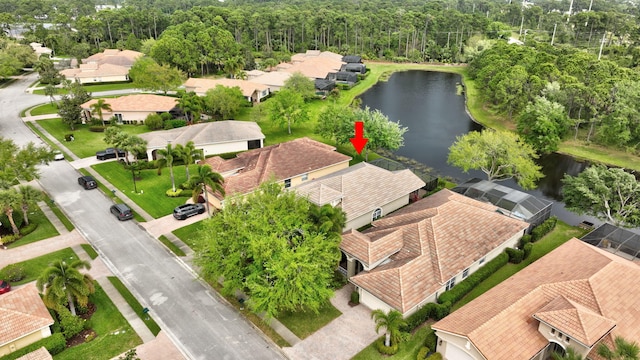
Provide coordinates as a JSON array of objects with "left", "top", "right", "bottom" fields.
[
  {"left": 518, "top": 234, "right": 532, "bottom": 249},
  {"left": 375, "top": 337, "right": 399, "bottom": 355},
  {"left": 506, "top": 248, "right": 524, "bottom": 264},
  {"left": 523, "top": 242, "right": 533, "bottom": 260},
  {"left": 426, "top": 352, "right": 443, "bottom": 360},
  {"left": 0, "top": 333, "right": 66, "bottom": 360},
  {"left": 417, "top": 347, "right": 430, "bottom": 360},
  {"left": 425, "top": 329, "right": 437, "bottom": 351},
  {"left": 402, "top": 302, "right": 451, "bottom": 332},
  {"left": 531, "top": 217, "right": 558, "bottom": 241},
  {"left": 437, "top": 252, "right": 509, "bottom": 305}
]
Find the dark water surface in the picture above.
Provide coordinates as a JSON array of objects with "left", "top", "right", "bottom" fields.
[{"left": 359, "top": 70, "right": 597, "bottom": 226}]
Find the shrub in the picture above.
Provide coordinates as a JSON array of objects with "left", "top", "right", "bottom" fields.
[
  {"left": 437, "top": 252, "right": 508, "bottom": 305},
  {"left": 523, "top": 242, "right": 533, "bottom": 259},
  {"left": 433, "top": 302, "right": 450, "bottom": 320},
  {"left": 426, "top": 352, "right": 443, "bottom": 360},
  {"left": 58, "top": 307, "right": 86, "bottom": 339},
  {"left": 417, "top": 347, "right": 430, "bottom": 360},
  {"left": 165, "top": 189, "right": 183, "bottom": 197},
  {"left": 403, "top": 302, "right": 435, "bottom": 331},
  {"left": 506, "top": 248, "right": 524, "bottom": 264},
  {"left": 145, "top": 113, "right": 164, "bottom": 130},
  {"left": 330, "top": 270, "right": 347, "bottom": 289},
  {"left": 20, "top": 222, "right": 38, "bottom": 236},
  {"left": 374, "top": 337, "right": 399, "bottom": 355},
  {"left": 1, "top": 333, "right": 67, "bottom": 360},
  {"left": 4, "top": 264, "right": 26, "bottom": 282},
  {"left": 350, "top": 290, "right": 359, "bottom": 305},
  {"left": 64, "top": 133, "right": 75, "bottom": 141},
  {"left": 425, "top": 330, "right": 437, "bottom": 352},
  {"left": 531, "top": 217, "right": 558, "bottom": 241},
  {"left": 518, "top": 234, "right": 532, "bottom": 249},
  {"left": 0, "top": 234, "right": 19, "bottom": 246},
  {"left": 164, "top": 119, "right": 187, "bottom": 129},
  {"left": 89, "top": 126, "right": 106, "bottom": 132}
]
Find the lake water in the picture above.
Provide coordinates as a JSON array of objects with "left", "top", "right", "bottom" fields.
[{"left": 358, "top": 70, "right": 596, "bottom": 226}]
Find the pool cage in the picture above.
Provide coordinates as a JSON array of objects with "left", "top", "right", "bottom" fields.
[
  {"left": 369, "top": 158, "right": 439, "bottom": 191},
  {"left": 581, "top": 223, "right": 640, "bottom": 262},
  {"left": 452, "top": 178, "right": 553, "bottom": 231}
]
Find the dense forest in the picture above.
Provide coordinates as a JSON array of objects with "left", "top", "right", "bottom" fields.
[{"left": 2, "top": 0, "right": 640, "bottom": 152}]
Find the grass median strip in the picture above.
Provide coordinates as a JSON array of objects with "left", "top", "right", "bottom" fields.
[
  {"left": 107, "top": 276, "right": 161, "bottom": 336},
  {"left": 81, "top": 244, "right": 99, "bottom": 259},
  {"left": 158, "top": 235, "right": 186, "bottom": 256},
  {"left": 43, "top": 194, "right": 75, "bottom": 231}
]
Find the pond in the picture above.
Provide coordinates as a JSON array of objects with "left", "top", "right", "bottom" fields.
[{"left": 358, "top": 70, "right": 596, "bottom": 226}]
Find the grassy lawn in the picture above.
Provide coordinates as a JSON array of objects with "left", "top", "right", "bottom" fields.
[
  {"left": 44, "top": 195, "right": 75, "bottom": 231},
  {"left": 54, "top": 283, "right": 142, "bottom": 360},
  {"left": 107, "top": 276, "right": 162, "bottom": 336},
  {"left": 158, "top": 235, "right": 186, "bottom": 256},
  {"left": 453, "top": 221, "right": 589, "bottom": 311},
  {"left": 91, "top": 162, "right": 194, "bottom": 218},
  {"left": 33, "top": 82, "right": 138, "bottom": 95},
  {"left": 276, "top": 302, "right": 342, "bottom": 339},
  {"left": 172, "top": 220, "right": 206, "bottom": 250},
  {"left": 36, "top": 120, "right": 149, "bottom": 158},
  {"left": 28, "top": 102, "right": 59, "bottom": 116},
  {"left": 81, "top": 244, "right": 99, "bottom": 259},
  {"left": 0, "top": 248, "right": 78, "bottom": 285},
  {"left": 24, "top": 122, "right": 72, "bottom": 159},
  {"left": 6, "top": 208, "right": 59, "bottom": 248},
  {"left": 352, "top": 325, "right": 434, "bottom": 360}
]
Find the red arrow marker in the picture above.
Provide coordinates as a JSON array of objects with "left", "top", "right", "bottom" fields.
[{"left": 350, "top": 121, "right": 368, "bottom": 155}]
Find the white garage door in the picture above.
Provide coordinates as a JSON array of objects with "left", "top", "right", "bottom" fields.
[{"left": 445, "top": 343, "right": 476, "bottom": 360}]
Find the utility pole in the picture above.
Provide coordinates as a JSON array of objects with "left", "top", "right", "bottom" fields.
[
  {"left": 598, "top": 32, "right": 606, "bottom": 60},
  {"left": 551, "top": 23, "right": 557, "bottom": 46}
]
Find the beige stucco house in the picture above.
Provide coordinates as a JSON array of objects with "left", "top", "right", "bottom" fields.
[
  {"left": 294, "top": 162, "right": 425, "bottom": 231},
  {"left": 138, "top": 121, "right": 265, "bottom": 160},
  {"left": 60, "top": 49, "right": 143, "bottom": 84},
  {"left": 0, "top": 284, "right": 54, "bottom": 357},
  {"left": 183, "top": 78, "right": 270, "bottom": 103},
  {"left": 341, "top": 189, "right": 529, "bottom": 317},
  {"left": 80, "top": 94, "right": 178, "bottom": 125},
  {"left": 432, "top": 238, "right": 640, "bottom": 360},
  {"left": 202, "top": 137, "right": 351, "bottom": 209}
]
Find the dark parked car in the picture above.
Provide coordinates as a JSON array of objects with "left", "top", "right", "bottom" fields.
[
  {"left": 173, "top": 203, "right": 205, "bottom": 220},
  {"left": 96, "top": 148, "right": 125, "bottom": 160},
  {"left": 0, "top": 280, "right": 10, "bottom": 294},
  {"left": 78, "top": 175, "right": 97, "bottom": 190},
  {"left": 110, "top": 204, "right": 134, "bottom": 221}
]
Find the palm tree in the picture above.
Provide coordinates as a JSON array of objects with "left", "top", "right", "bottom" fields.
[
  {"left": 174, "top": 141, "right": 202, "bottom": 182},
  {"left": 552, "top": 347, "right": 584, "bottom": 360},
  {"left": 18, "top": 185, "right": 43, "bottom": 226},
  {"left": 308, "top": 204, "right": 346, "bottom": 236},
  {"left": 189, "top": 165, "right": 225, "bottom": 216},
  {"left": 36, "top": 259, "right": 95, "bottom": 316},
  {"left": 90, "top": 98, "right": 112, "bottom": 126},
  {"left": 371, "top": 309, "right": 407, "bottom": 347},
  {"left": 0, "top": 189, "right": 21, "bottom": 235},
  {"left": 598, "top": 336, "right": 640, "bottom": 360},
  {"left": 156, "top": 142, "right": 178, "bottom": 192}
]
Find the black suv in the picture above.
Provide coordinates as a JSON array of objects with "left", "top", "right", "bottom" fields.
[
  {"left": 110, "top": 204, "right": 134, "bottom": 221},
  {"left": 96, "top": 148, "right": 126, "bottom": 160},
  {"left": 78, "top": 175, "right": 97, "bottom": 190},
  {"left": 173, "top": 203, "right": 206, "bottom": 220}
]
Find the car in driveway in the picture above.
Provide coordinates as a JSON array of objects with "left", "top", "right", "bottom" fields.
[
  {"left": 173, "top": 203, "right": 206, "bottom": 220},
  {"left": 0, "top": 280, "right": 10, "bottom": 294},
  {"left": 78, "top": 175, "right": 98, "bottom": 190},
  {"left": 96, "top": 148, "right": 125, "bottom": 160},
  {"left": 110, "top": 204, "right": 134, "bottom": 221}
]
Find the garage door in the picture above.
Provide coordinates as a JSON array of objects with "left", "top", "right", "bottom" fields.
[{"left": 445, "top": 343, "right": 476, "bottom": 360}]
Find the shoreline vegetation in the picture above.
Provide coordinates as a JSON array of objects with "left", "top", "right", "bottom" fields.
[{"left": 360, "top": 62, "right": 640, "bottom": 172}]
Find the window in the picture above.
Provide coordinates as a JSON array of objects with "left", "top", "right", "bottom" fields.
[
  {"left": 301, "top": 173, "right": 308, "bottom": 181},
  {"left": 284, "top": 179, "right": 292, "bottom": 188},
  {"left": 462, "top": 268, "right": 470, "bottom": 278},
  {"left": 565, "top": 336, "right": 570, "bottom": 343},
  {"left": 551, "top": 328, "right": 555, "bottom": 335},
  {"left": 446, "top": 277, "right": 456, "bottom": 291},
  {"left": 479, "top": 257, "right": 486, "bottom": 265},
  {"left": 372, "top": 208, "right": 383, "bottom": 221},
  {"left": 247, "top": 140, "right": 261, "bottom": 149}
]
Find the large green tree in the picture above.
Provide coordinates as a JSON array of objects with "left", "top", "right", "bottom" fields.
[
  {"left": 129, "top": 57, "right": 185, "bottom": 94},
  {"left": 0, "top": 137, "right": 53, "bottom": 189},
  {"left": 174, "top": 141, "right": 202, "bottom": 181},
  {"left": 57, "top": 81, "right": 91, "bottom": 130},
  {"left": 17, "top": 185, "right": 43, "bottom": 227},
  {"left": 561, "top": 165, "right": 640, "bottom": 227},
  {"left": 195, "top": 181, "right": 344, "bottom": 318},
  {"left": 90, "top": 98, "right": 113, "bottom": 127},
  {"left": 203, "top": 85, "right": 245, "bottom": 120},
  {"left": 315, "top": 104, "right": 355, "bottom": 146},
  {"left": 268, "top": 88, "right": 308, "bottom": 134},
  {"left": 36, "top": 259, "right": 95, "bottom": 316},
  {"left": 517, "top": 96, "right": 570, "bottom": 154},
  {"left": 0, "top": 188, "right": 20, "bottom": 235},
  {"left": 283, "top": 72, "right": 316, "bottom": 101},
  {"left": 371, "top": 309, "right": 407, "bottom": 347},
  {"left": 447, "top": 130, "right": 543, "bottom": 190},
  {"left": 354, "top": 107, "right": 407, "bottom": 161}
]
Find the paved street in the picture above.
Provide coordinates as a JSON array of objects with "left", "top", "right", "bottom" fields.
[{"left": 1, "top": 74, "right": 285, "bottom": 360}]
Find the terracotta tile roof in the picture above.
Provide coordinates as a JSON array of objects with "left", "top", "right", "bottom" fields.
[
  {"left": 60, "top": 63, "right": 131, "bottom": 79},
  {"left": 16, "top": 347, "right": 53, "bottom": 360},
  {"left": 83, "top": 49, "right": 143, "bottom": 67},
  {"left": 203, "top": 137, "right": 351, "bottom": 199},
  {"left": 138, "top": 121, "right": 265, "bottom": 150},
  {"left": 347, "top": 189, "right": 529, "bottom": 313},
  {"left": 81, "top": 94, "right": 177, "bottom": 113},
  {"left": 183, "top": 78, "right": 269, "bottom": 98},
  {"left": 294, "top": 162, "right": 425, "bottom": 225},
  {"left": 0, "top": 283, "right": 54, "bottom": 346},
  {"left": 432, "top": 238, "right": 640, "bottom": 360},
  {"left": 281, "top": 58, "right": 343, "bottom": 79},
  {"left": 250, "top": 71, "right": 292, "bottom": 88}
]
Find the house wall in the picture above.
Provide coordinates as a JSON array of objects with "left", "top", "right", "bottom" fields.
[
  {"left": 0, "top": 327, "right": 51, "bottom": 357},
  {"left": 146, "top": 139, "right": 263, "bottom": 161},
  {"left": 115, "top": 110, "right": 157, "bottom": 123},
  {"left": 537, "top": 322, "right": 591, "bottom": 358},
  {"left": 76, "top": 74, "right": 129, "bottom": 84},
  {"left": 358, "top": 288, "right": 394, "bottom": 314},
  {"left": 345, "top": 195, "right": 410, "bottom": 231},
  {"left": 434, "top": 330, "right": 484, "bottom": 360}
]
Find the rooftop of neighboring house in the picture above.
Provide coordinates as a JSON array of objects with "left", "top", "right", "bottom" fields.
[
  {"left": 82, "top": 49, "right": 143, "bottom": 67},
  {"left": 16, "top": 347, "right": 53, "bottom": 360},
  {"left": 183, "top": 78, "right": 269, "bottom": 98},
  {"left": 60, "top": 63, "right": 131, "bottom": 79},
  {"left": 203, "top": 137, "right": 351, "bottom": 200},
  {"left": 343, "top": 189, "right": 529, "bottom": 314},
  {"left": 249, "top": 71, "right": 292, "bottom": 88},
  {"left": 295, "top": 162, "right": 425, "bottom": 223},
  {"left": 0, "top": 283, "right": 54, "bottom": 346},
  {"left": 432, "top": 238, "right": 640, "bottom": 360},
  {"left": 138, "top": 121, "right": 265, "bottom": 149},
  {"left": 280, "top": 57, "right": 344, "bottom": 79},
  {"left": 81, "top": 94, "right": 177, "bottom": 113}
]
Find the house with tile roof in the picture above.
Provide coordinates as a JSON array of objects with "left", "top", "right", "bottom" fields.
[
  {"left": 432, "top": 238, "right": 640, "bottom": 360},
  {"left": 138, "top": 121, "right": 265, "bottom": 160},
  {"left": 80, "top": 94, "right": 178, "bottom": 125},
  {"left": 0, "top": 284, "right": 54, "bottom": 357},
  {"left": 249, "top": 71, "right": 292, "bottom": 92},
  {"left": 183, "top": 78, "right": 270, "bottom": 103},
  {"left": 60, "top": 49, "right": 143, "bottom": 84},
  {"left": 342, "top": 189, "right": 529, "bottom": 317},
  {"left": 83, "top": 49, "right": 143, "bottom": 67},
  {"left": 202, "top": 137, "right": 351, "bottom": 209},
  {"left": 294, "top": 162, "right": 425, "bottom": 231}
]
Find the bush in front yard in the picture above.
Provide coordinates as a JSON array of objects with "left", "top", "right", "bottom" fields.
[
  {"left": 350, "top": 290, "right": 359, "bottom": 304},
  {"left": 417, "top": 347, "right": 430, "bottom": 360},
  {"left": 523, "top": 242, "right": 533, "bottom": 259},
  {"left": 506, "top": 248, "right": 524, "bottom": 264},
  {"left": 375, "top": 337, "right": 399, "bottom": 355},
  {"left": 58, "top": 307, "right": 86, "bottom": 340},
  {"left": 531, "top": 217, "right": 558, "bottom": 241},
  {"left": 426, "top": 352, "right": 443, "bottom": 360},
  {"left": 4, "top": 264, "right": 26, "bottom": 282},
  {"left": 165, "top": 189, "right": 183, "bottom": 197}
]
